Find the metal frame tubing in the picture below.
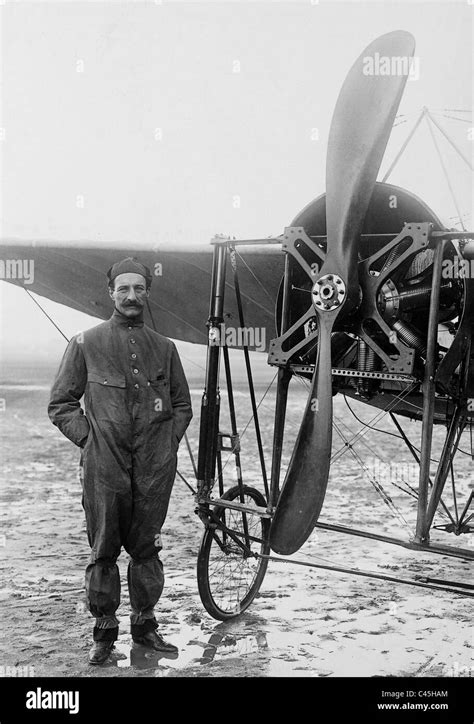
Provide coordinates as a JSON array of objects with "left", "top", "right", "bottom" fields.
[
  {"left": 197, "top": 242, "right": 227, "bottom": 498},
  {"left": 269, "top": 254, "right": 292, "bottom": 510},
  {"left": 415, "top": 238, "right": 447, "bottom": 544}
]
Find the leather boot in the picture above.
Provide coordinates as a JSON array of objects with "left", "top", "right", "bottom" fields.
[
  {"left": 88, "top": 640, "right": 115, "bottom": 665},
  {"left": 132, "top": 630, "right": 178, "bottom": 657}
]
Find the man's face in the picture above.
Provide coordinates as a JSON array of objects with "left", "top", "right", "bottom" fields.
[{"left": 109, "top": 272, "right": 149, "bottom": 318}]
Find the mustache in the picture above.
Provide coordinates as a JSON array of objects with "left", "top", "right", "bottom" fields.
[{"left": 122, "top": 301, "right": 143, "bottom": 307}]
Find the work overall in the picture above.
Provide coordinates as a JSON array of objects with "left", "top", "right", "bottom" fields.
[{"left": 48, "top": 310, "right": 193, "bottom": 641}]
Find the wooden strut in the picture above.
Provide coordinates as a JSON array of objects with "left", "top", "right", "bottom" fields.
[
  {"left": 199, "top": 496, "right": 272, "bottom": 518},
  {"left": 259, "top": 554, "right": 474, "bottom": 597},
  {"left": 269, "top": 253, "right": 292, "bottom": 510},
  {"left": 415, "top": 239, "right": 446, "bottom": 544}
]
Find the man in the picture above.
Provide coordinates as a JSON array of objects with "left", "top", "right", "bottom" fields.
[{"left": 48, "top": 257, "right": 193, "bottom": 665}]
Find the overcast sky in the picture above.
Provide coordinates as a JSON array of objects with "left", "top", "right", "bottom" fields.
[{"left": 1, "top": 0, "right": 472, "bottom": 363}]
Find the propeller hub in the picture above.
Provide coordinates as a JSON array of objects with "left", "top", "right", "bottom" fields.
[{"left": 312, "top": 274, "right": 346, "bottom": 311}]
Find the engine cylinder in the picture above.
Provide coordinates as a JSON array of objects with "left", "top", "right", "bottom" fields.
[
  {"left": 356, "top": 339, "right": 379, "bottom": 396},
  {"left": 397, "top": 281, "right": 452, "bottom": 312},
  {"left": 392, "top": 319, "right": 427, "bottom": 357}
]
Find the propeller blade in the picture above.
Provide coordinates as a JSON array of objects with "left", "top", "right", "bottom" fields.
[
  {"left": 325, "top": 30, "right": 416, "bottom": 305},
  {"left": 270, "top": 31, "right": 415, "bottom": 555},
  {"left": 270, "top": 313, "right": 334, "bottom": 555}
]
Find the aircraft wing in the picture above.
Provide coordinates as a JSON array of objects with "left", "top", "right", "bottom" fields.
[{"left": 0, "top": 240, "right": 284, "bottom": 349}]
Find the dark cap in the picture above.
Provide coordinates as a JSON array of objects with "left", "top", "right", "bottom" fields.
[{"left": 106, "top": 257, "right": 152, "bottom": 288}]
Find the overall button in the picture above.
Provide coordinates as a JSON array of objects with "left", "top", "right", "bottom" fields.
[
  {"left": 133, "top": 368, "right": 139, "bottom": 374},
  {"left": 134, "top": 383, "right": 139, "bottom": 389},
  {"left": 130, "top": 338, "right": 136, "bottom": 344},
  {"left": 131, "top": 353, "right": 137, "bottom": 359}
]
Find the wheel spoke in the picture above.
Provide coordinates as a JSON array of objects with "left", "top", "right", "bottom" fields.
[{"left": 197, "top": 487, "right": 270, "bottom": 619}]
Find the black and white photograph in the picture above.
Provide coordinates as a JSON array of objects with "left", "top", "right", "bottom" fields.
[{"left": 0, "top": 0, "right": 472, "bottom": 714}]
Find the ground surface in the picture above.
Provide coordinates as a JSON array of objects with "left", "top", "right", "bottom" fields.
[{"left": 0, "top": 357, "right": 472, "bottom": 678}]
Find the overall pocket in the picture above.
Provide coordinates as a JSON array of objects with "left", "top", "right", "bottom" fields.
[
  {"left": 148, "top": 375, "right": 173, "bottom": 423},
  {"left": 86, "top": 372, "right": 127, "bottom": 423}
]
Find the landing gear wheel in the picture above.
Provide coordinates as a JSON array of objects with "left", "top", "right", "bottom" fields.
[{"left": 197, "top": 485, "right": 270, "bottom": 620}]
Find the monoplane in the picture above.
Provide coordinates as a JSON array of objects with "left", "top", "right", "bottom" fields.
[{"left": 2, "top": 30, "right": 473, "bottom": 620}]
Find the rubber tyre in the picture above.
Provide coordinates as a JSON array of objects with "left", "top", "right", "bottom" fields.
[{"left": 197, "top": 485, "right": 270, "bottom": 620}]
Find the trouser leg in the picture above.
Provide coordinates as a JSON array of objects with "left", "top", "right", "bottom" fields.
[
  {"left": 86, "top": 557, "right": 121, "bottom": 641},
  {"left": 81, "top": 425, "right": 133, "bottom": 640},
  {"left": 125, "top": 440, "right": 177, "bottom": 635},
  {"left": 128, "top": 557, "right": 164, "bottom": 637}
]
